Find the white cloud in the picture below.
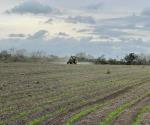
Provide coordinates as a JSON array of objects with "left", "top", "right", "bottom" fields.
[{"left": 65, "top": 16, "right": 96, "bottom": 24}]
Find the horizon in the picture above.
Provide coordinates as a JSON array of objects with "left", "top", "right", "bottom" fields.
[{"left": 1, "top": 0, "right": 150, "bottom": 58}]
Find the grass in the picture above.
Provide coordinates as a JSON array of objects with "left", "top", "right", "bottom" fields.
[
  {"left": 26, "top": 107, "right": 66, "bottom": 125},
  {"left": 10, "top": 111, "right": 28, "bottom": 121},
  {"left": 66, "top": 84, "right": 150, "bottom": 125},
  {"left": 99, "top": 102, "right": 132, "bottom": 125},
  {"left": 99, "top": 91, "right": 150, "bottom": 125},
  {"left": 0, "top": 121, "right": 5, "bottom": 125},
  {"left": 132, "top": 104, "right": 150, "bottom": 125},
  {"left": 65, "top": 103, "right": 106, "bottom": 125},
  {"left": 27, "top": 113, "right": 52, "bottom": 125}
]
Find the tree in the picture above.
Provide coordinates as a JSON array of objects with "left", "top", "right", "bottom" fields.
[
  {"left": 95, "top": 55, "right": 108, "bottom": 64},
  {"left": 124, "top": 53, "right": 138, "bottom": 65},
  {"left": 108, "top": 58, "right": 118, "bottom": 65},
  {"left": 0, "top": 50, "right": 11, "bottom": 61}
]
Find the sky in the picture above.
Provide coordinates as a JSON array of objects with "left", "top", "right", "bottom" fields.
[{"left": 1, "top": 0, "right": 150, "bottom": 58}]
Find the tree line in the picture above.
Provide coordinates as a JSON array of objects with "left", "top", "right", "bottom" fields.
[
  {"left": 76, "top": 52, "right": 150, "bottom": 65},
  {"left": 0, "top": 49, "right": 66, "bottom": 63},
  {"left": 0, "top": 49, "right": 150, "bottom": 65}
]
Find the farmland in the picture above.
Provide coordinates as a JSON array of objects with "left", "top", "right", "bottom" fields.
[{"left": 0, "top": 63, "right": 150, "bottom": 125}]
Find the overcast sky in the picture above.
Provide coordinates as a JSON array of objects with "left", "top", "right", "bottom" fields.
[{"left": 1, "top": 0, "right": 150, "bottom": 57}]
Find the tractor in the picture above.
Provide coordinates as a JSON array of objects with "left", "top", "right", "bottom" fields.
[{"left": 67, "top": 56, "right": 78, "bottom": 64}]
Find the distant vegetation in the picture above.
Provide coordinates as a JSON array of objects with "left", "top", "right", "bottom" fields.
[
  {"left": 76, "top": 52, "right": 150, "bottom": 65},
  {"left": 76, "top": 53, "right": 150, "bottom": 65},
  {"left": 95, "top": 53, "right": 150, "bottom": 65},
  {"left": 0, "top": 49, "right": 67, "bottom": 63},
  {"left": 0, "top": 49, "right": 150, "bottom": 65}
]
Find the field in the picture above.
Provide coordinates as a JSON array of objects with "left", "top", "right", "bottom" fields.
[{"left": 0, "top": 63, "right": 150, "bottom": 125}]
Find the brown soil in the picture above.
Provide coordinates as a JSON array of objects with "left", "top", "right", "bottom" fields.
[
  {"left": 75, "top": 83, "right": 150, "bottom": 125},
  {"left": 140, "top": 112, "right": 150, "bottom": 125},
  {"left": 43, "top": 81, "right": 149, "bottom": 125},
  {"left": 111, "top": 96, "right": 150, "bottom": 125},
  {"left": 1, "top": 64, "right": 150, "bottom": 125}
]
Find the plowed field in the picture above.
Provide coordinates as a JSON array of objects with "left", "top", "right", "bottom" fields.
[{"left": 0, "top": 63, "right": 150, "bottom": 125}]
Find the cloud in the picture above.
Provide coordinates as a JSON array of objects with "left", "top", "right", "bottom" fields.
[
  {"left": 6, "top": 1, "right": 61, "bottom": 15},
  {"left": 57, "top": 32, "right": 69, "bottom": 37},
  {"left": 84, "top": 13, "right": 150, "bottom": 40},
  {"left": 78, "top": 29, "right": 90, "bottom": 33},
  {"left": 9, "top": 34, "right": 26, "bottom": 38},
  {"left": 99, "top": 15, "right": 144, "bottom": 29},
  {"left": 28, "top": 30, "right": 48, "bottom": 40},
  {"left": 93, "top": 27, "right": 130, "bottom": 38},
  {"left": 86, "top": 2, "right": 104, "bottom": 10},
  {"left": 65, "top": 16, "right": 96, "bottom": 24},
  {"left": 45, "top": 18, "right": 53, "bottom": 24},
  {"left": 141, "top": 7, "right": 150, "bottom": 16},
  {"left": 1, "top": 32, "right": 150, "bottom": 58}
]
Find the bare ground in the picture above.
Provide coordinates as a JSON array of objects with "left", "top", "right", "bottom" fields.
[
  {"left": 44, "top": 81, "right": 150, "bottom": 125},
  {"left": 1, "top": 63, "right": 150, "bottom": 125},
  {"left": 111, "top": 96, "right": 150, "bottom": 125},
  {"left": 74, "top": 83, "right": 150, "bottom": 125},
  {"left": 140, "top": 112, "right": 150, "bottom": 125}
]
